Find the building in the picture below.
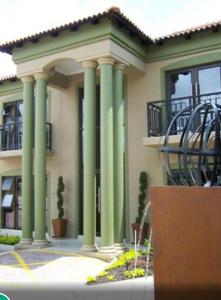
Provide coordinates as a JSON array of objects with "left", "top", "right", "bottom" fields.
[{"left": 0, "top": 7, "right": 220, "bottom": 253}]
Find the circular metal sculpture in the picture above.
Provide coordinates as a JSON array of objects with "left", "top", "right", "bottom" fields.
[{"left": 161, "top": 103, "right": 221, "bottom": 186}]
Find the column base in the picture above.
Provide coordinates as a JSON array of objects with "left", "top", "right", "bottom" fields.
[
  {"left": 99, "top": 245, "right": 117, "bottom": 255},
  {"left": 114, "top": 243, "right": 127, "bottom": 251},
  {"left": 19, "top": 238, "right": 33, "bottom": 245},
  {"left": 32, "top": 239, "right": 50, "bottom": 247},
  {"left": 81, "top": 244, "right": 97, "bottom": 252}
]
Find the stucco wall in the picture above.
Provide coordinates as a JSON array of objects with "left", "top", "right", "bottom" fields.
[
  {"left": 126, "top": 48, "right": 221, "bottom": 238},
  {"left": 0, "top": 74, "right": 83, "bottom": 238}
]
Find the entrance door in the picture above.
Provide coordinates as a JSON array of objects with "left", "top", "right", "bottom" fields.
[{"left": 79, "top": 87, "right": 101, "bottom": 236}]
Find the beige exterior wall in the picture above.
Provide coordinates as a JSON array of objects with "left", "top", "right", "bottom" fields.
[{"left": 126, "top": 48, "right": 221, "bottom": 235}]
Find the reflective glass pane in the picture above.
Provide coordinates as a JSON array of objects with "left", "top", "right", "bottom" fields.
[
  {"left": 2, "top": 177, "right": 14, "bottom": 191},
  {"left": 170, "top": 72, "right": 192, "bottom": 99},
  {"left": 198, "top": 67, "right": 221, "bottom": 94},
  {"left": 2, "top": 194, "right": 14, "bottom": 208},
  {"left": 5, "top": 211, "right": 14, "bottom": 228}
]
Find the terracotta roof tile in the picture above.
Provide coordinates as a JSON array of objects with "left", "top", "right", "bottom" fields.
[
  {"left": 154, "top": 19, "right": 221, "bottom": 41},
  {"left": 0, "top": 7, "right": 151, "bottom": 54}
]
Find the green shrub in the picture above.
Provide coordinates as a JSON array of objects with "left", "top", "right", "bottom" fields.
[
  {"left": 119, "top": 249, "right": 142, "bottom": 262},
  {"left": 57, "top": 176, "right": 65, "bottom": 219},
  {"left": 136, "top": 171, "right": 148, "bottom": 224},
  {"left": 124, "top": 268, "right": 145, "bottom": 279},
  {"left": 98, "top": 271, "right": 108, "bottom": 277},
  {"left": 0, "top": 235, "right": 20, "bottom": 245},
  {"left": 106, "top": 259, "right": 125, "bottom": 270},
  {"left": 86, "top": 276, "right": 96, "bottom": 284},
  {"left": 106, "top": 275, "right": 115, "bottom": 281},
  {"left": 105, "top": 249, "right": 143, "bottom": 271},
  {"left": 144, "top": 239, "right": 153, "bottom": 255}
]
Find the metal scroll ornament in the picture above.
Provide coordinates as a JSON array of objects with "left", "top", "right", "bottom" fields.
[{"left": 160, "top": 103, "right": 221, "bottom": 186}]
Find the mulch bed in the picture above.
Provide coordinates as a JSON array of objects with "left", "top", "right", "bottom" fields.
[{"left": 88, "top": 252, "right": 153, "bottom": 285}]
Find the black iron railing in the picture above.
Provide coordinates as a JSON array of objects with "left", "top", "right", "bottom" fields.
[
  {"left": 147, "top": 91, "right": 221, "bottom": 137},
  {"left": 0, "top": 121, "right": 52, "bottom": 151}
]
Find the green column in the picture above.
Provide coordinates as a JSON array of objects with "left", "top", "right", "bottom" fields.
[
  {"left": 81, "top": 61, "right": 97, "bottom": 252},
  {"left": 21, "top": 76, "right": 34, "bottom": 244},
  {"left": 98, "top": 57, "right": 116, "bottom": 254},
  {"left": 113, "top": 64, "right": 126, "bottom": 250},
  {"left": 33, "top": 72, "right": 49, "bottom": 246}
]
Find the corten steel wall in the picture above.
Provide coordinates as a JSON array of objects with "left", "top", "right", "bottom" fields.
[{"left": 151, "top": 186, "right": 221, "bottom": 300}]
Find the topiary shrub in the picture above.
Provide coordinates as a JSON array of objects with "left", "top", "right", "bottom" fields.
[
  {"left": 136, "top": 171, "right": 148, "bottom": 224},
  {"left": 57, "top": 176, "right": 65, "bottom": 219}
]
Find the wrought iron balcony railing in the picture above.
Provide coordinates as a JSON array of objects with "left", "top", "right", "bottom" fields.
[
  {"left": 147, "top": 91, "right": 221, "bottom": 137},
  {"left": 0, "top": 121, "right": 52, "bottom": 151}
]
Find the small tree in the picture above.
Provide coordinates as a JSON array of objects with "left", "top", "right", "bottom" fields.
[
  {"left": 57, "top": 176, "right": 65, "bottom": 219},
  {"left": 136, "top": 171, "right": 148, "bottom": 224}
]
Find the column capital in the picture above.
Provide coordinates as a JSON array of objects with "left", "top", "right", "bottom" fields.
[
  {"left": 97, "top": 57, "right": 115, "bottom": 66},
  {"left": 21, "top": 76, "right": 35, "bottom": 84},
  {"left": 34, "top": 72, "right": 49, "bottom": 81},
  {"left": 114, "top": 63, "right": 126, "bottom": 71},
  {"left": 82, "top": 61, "right": 97, "bottom": 69}
]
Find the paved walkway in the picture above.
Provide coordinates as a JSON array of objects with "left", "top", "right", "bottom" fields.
[
  {"left": 0, "top": 239, "right": 154, "bottom": 299},
  {"left": 0, "top": 249, "right": 108, "bottom": 283}
]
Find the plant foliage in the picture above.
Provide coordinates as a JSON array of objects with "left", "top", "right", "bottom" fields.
[
  {"left": 136, "top": 171, "right": 148, "bottom": 223},
  {"left": 57, "top": 176, "right": 65, "bottom": 219}
]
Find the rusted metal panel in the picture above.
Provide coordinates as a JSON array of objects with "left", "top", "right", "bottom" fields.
[{"left": 151, "top": 186, "right": 221, "bottom": 300}]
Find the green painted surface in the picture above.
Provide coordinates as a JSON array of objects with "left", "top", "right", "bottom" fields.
[
  {"left": 123, "top": 76, "right": 130, "bottom": 242},
  {"left": 113, "top": 67, "right": 124, "bottom": 244},
  {"left": 147, "top": 31, "right": 221, "bottom": 62},
  {"left": 73, "top": 85, "right": 81, "bottom": 239},
  {"left": 22, "top": 80, "right": 34, "bottom": 240},
  {"left": 0, "top": 81, "right": 22, "bottom": 97},
  {"left": 8, "top": 15, "right": 221, "bottom": 67},
  {"left": 0, "top": 177, "right": 2, "bottom": 228},
  {"left": 13, "top": 21, "right": 111, "bottom": 63},
  {"left": 100, "top": 62, "right": 114, "bottom": 247},
  {"left": 34, "top": 77, "right": 47, "bottom": 241},
  {"left": 13, "top": 19, "right": 146, "bottom": 64},
  {"left": 83, "top": 66, "right": 96, "bottom": 247}
]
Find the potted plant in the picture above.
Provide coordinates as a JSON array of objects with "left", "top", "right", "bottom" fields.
[
  {"left": 131, "top": 171, "right": 149, "bottom": 244},
  {"left": 52, "top": 176, "right": 67, "bottom": 237}
]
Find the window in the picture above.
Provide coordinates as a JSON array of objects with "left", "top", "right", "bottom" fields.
[
  {"left": 2, "top": 177, "right": 14, "bottom": 191},
  {"left": 3, "top": 100, "right": 23, "bottom": 124},
  {"left": 1, "top": 176, "right": 22, "bottom": 229}
]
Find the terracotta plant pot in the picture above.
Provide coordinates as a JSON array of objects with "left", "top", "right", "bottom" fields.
[
  {"left": 131, "top": 222, "right": 148, "bottom": 244},
  {"left": 52, "top": 218, "right": 67, "bottom": 238}
]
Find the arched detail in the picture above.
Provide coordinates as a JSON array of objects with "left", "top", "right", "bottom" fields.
[{"left": 44, "top": 57, "right": 76, "bottom": 71}]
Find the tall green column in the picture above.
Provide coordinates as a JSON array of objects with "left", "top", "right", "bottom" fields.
[
  {"left": 113, "top": 63, "right": 126, "bottom": 250},
  {"left": 98, "top": 57, "right": 116, "bottom": 254},
  {"left": 33, "top": 72, "right": 49, "bottom": 246},
  {"left": 81, "top": 61, "right": 97, "bottom": 252},
  {"left": 20, "top": 76, "right": 34, "bottom": 244}
]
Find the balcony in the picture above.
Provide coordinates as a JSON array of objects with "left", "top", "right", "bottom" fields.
[
  {"left": 0, "top": 120, "right": 52, "bottom": 152},
  {"left": 147, "top": 92, "right": 221, "bottom": 138}
]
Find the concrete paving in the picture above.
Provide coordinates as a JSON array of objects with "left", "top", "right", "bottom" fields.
[{"left": 0, "top": 238, "right": 155, "bottom": 299}]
